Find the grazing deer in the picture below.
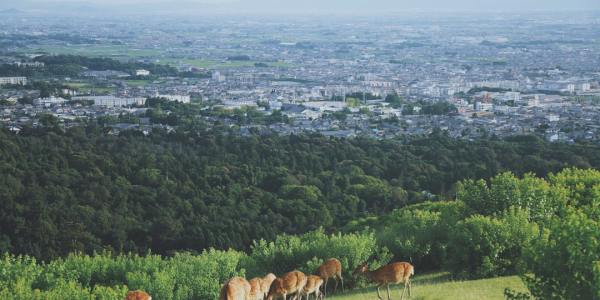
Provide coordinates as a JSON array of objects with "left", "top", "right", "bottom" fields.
[
  {"left": 261, "top": 273, "right": 277, "bottom": 298},
  {"left": 266, "top": 271, "right": 308, "bottom": 300},
  {"left": 125, "top": 290, "right": 151, "bottom": 300},
  {"left": 303, "top": 275, "right": 324, "bottom": 300},
  {"left": 250, "top": 273, "right": 277, "bottom": 300},
  {"left": 315, "top": 258, "right": 344, "bottom": 296},
  {"left": 352, "top": 262, "right": 414, "bottom": 300},
  {"left": 220, "top": 276, "right": 252, "bottom": 300},
  {"left": 250, "top": 277, "right": 264, "bottom": 300}
]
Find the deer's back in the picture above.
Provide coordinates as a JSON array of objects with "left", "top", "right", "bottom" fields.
[
  {"left": 373, "top": 262, "right": 414, "bottom": 284},
  {"left": 125, "top": 290, "right": 151, "bottom": 300},
  {"left": 220, "top": 277, "right": 251, "bottom": 300},
  {"left": 316, "top": 258, "right": 342, "bottom": 278},
  {"left": 304, "top": 275, "right": 324, "bottom": 294}
]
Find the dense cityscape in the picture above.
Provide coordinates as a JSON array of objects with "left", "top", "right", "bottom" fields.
[{"left": 2, "top": 11, "right": 600, "bottom": 142}]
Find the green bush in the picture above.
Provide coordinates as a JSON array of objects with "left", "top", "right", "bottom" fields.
[
  {"left": 246, "top": 229, "right": 391, "bottom": 287},
  {"left": 0, "top": 250, "right": 246, "bottom": 300},
  {"left": 457, "top": 172, "right": 567, "bottom": 221},
  {"left": 446, "top": 209, "right": 536, "bottom": 279},
  {"left": 595, "top": 262, "right": 600, "bottom": 300},
  {"left": 523, "top": 208, "right": 600, "bottom": 300},
  {"left": 375, "top": 201, "right": 466, "bottom": 270}
]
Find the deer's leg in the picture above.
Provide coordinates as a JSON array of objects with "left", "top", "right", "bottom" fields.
[
  {"left": 323, "top": 278, "right": 328, "bottom": 297},
  {"left": 386, "top": 284, "right": 391, "bottom": 300},
  {"left": 376, "top": 285, "right": 384, "bottom": 300},
  {"left": 400, "top": 281, "right": 408, "bottom": 300},
  {"left": 408, "top": 279, "right": 412, "bottom": 297},
  {"left": 338, "top": 273, "right": 344, "bottom": 293},
  {"left": 333, "top": 277, "right": 338, "bottom": 293}
]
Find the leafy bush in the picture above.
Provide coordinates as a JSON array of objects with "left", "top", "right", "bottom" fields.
[
  {"left": 523, "top": 208, "right": 600, "bottom": 300},
  {"left": 457, "top": 172, "right": 567, "bottom": 221},
  {"left": 446, "top": 209, "right": 537, "bottom": 279},
  {"left": 246, "top": 229, "right": 391, "bottom": 287},
  {"left": 374, "top": 201, "right": 467, "bottom": 270},
  {"left": 0, "top": 250, "right": 246, "bottom": 300}
]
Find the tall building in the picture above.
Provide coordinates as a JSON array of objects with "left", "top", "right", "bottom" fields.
[{"left": 0, "top": 77, "right": 27, "bottom": 85}]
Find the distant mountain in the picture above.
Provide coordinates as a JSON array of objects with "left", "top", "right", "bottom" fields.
[{"left": 0, "top": 8, "right": 26, "bottom": 14}]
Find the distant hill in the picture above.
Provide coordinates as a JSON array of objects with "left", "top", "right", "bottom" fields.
[{"left": 0, "top": 8, "right": 25, "bottom": 14}]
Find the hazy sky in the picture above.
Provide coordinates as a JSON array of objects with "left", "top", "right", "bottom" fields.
[{"left": 4, "top": 0, "right": 600, "bottom": 14}]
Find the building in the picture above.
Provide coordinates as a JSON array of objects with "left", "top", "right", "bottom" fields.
[
  {"left": 72, "top": 96, "right": 146, "bottom": 107},
  {"left": 136, "top": 69, "right": 151, "bottom": 76},
  {"left": 33, "top": 96, "right": 68, "bottom": 106},
  {"left": 0, "top": 77, "right": 27, "bottom": 85},
  {"left": 158, "top": 94, "right": 191, "bottom": 103},
  {"left": 212, "top": 71, "right": 226, "bottom": 82}
]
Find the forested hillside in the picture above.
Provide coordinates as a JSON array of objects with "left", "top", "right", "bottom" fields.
[{"left": 1, "top": 126, "right": 600, "bottom": 260}]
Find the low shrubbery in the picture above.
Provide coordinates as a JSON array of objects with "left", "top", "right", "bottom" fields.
[
  {"left": 0, "top": 249, "right": 245, "bottom": 300},
  {"left": 0, "top": 230, "right": 388, "bottom": 299}
]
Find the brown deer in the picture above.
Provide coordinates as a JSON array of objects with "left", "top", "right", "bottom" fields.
[
  {"left": 303, "top": 275, "right": 324, "bottom": 300},
  {"left": 266, "top": 271, "right": 308, "bottom": 300},
  {"left": 249, "top": 273, "right": 277, "bottom": 300},
  {"left": 125, "top": 290, "right": 152, "bottom": 300},
  {"left": 352, "top": 262, "right": 414, "bottom": 300},
  {"left": 315, "top": 258, "right": 344, "bottom": 296},
  {"left": 220, "top": 276, "right": 252, "bottom": 300},
  {"left": 261, "top": 273, "right": 277, "bottom": 298}
]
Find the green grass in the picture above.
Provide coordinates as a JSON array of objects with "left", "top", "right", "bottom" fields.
[
  {"left": 21, "top": 45, "right": 163, "bottom": 58},
  {"left": 329, "top": 273, "right": 527, "bottom": 300},
  {"left": 124, "top": 79, "right": 153, "bottom": 87},
  {"left": 159, "top": 58, "right": 290, "bottom": 69}
]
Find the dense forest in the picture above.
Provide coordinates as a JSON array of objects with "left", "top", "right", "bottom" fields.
[
  {"left": 0, "top": 55, "right": 187, "bottom": 78},
  {"left": 2, "top": 125, "right": 600, "bottom": 261}
]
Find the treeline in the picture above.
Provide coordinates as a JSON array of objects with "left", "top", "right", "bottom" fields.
[
  {"left": 34, "top": 55, "right": 178, "bottom": 77},
  {"left": 2, "top": 126, "right": 600, "bottom": 261},
  {"left": 0, "top": 55, "right": 179, "bottom": 78}
]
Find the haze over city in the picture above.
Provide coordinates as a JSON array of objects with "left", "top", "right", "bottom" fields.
[{"left": 3, "top": 0, "right": 600, "bottom": 14}]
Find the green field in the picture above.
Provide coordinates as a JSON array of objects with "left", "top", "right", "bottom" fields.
[
  {"left": 159, "top": 58, "right": 290, "bottom": 69},
  {"left": 22, "top": 44, "right": 163, "bottom": 58},
  {"left": 329, "top": 273, "right": 527, "bottom": 300}
]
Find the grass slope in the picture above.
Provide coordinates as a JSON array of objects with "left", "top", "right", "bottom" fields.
[{"left": 329, "top": 273, "right": 527, "bottom": 300}]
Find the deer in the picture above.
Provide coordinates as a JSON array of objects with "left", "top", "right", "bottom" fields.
[
  {"left": 303, "top": 275, "right": 324, "bottom": 300},
  {"left": 220, "top": 276, "right": 252, "bottom": 300},
  {"left": 352, "top": 262, "right": 414, "bottom": 300},
  {"left": 266, "top": 270, "right": 308, "bottom": 300},
  {"left": 249, "top": 273, "right": 277, "bottom": 300},
  {"left": 315, "top": 258, "right": 344, "bottom": 296},
  {"left": 125, "top": 290, "right": 152, "bottom": 300},
  {"left": 261, "top": 273, "right": 277, "bottom": 298}
]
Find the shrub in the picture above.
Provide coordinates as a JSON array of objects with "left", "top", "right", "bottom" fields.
[
  {"left": 457, "top": 172, "right": 567, "bottom": 221},
  {"left": 375, "top": 201, "right": 466, "bottom": 270},
  {"left": 246, "top": 229, "right": 391, "bottom": 287},
  {"left": 446, "top": 209, "right": 536, "bottom": 279},
  {"left": 0, "top": 249, "right": 246, "bottom": 300},
  {"left": 523, "top": 208, "right": 600, "bottom": 300}
]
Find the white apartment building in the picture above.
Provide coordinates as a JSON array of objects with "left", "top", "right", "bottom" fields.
[{"left": 0, "top": 77, "right": 27, "bottom": 85}]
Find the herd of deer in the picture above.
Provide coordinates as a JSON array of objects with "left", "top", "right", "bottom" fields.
[
  {"left": 219, "top": 258, "right": 414, "bottom": 300},
  {"left": 123, "top": 259, "right": 413, "bottom": 300}
]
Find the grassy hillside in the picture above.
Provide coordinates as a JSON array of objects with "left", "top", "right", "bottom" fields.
[{"left": 329, "top": 273, "right": 527, "bottom": 300}]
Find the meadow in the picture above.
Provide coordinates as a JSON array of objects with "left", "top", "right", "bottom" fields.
[{"left": 330, "top": 273, "right": 527, "bottom": 300}]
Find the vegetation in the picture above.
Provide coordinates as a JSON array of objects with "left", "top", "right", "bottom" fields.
[{"left": 2, "top": 125, "right": 600, "bottom": 298}]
